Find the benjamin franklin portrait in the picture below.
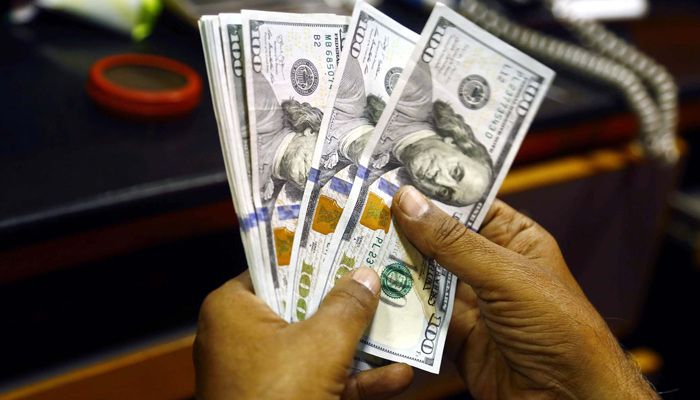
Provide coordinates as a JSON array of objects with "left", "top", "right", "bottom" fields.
[
  {"left": 253, "top": 55, "right": 494, "bottom": 209},
  {"left": 365, "top": 60, "right": 494, "bottom": 207}
]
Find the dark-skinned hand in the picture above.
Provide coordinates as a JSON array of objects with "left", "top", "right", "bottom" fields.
[
  {"left": 194, "top": 266, "right": 413, "bottom": 400},
  {"left": 391, "top": 186, "right": 658, "bottom": 400}
]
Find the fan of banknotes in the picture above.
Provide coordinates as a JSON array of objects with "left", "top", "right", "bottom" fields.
[{"left": 199, "top": 1, "right": 554, "bottom": 374}]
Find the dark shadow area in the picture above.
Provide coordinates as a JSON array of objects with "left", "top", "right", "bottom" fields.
[{"left": 0, "top": 228, "right": 245, "bottom": 385}]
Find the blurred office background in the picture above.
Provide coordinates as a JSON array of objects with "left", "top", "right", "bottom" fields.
[{"left": 1, "top": 0, "right": 699, "bottom": 399}]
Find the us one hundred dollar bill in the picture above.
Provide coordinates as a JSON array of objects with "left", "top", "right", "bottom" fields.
[
  {"left": 350, "top": 351, "right": 391, "bottom": 373},
  {"left": 284, "top": 2, "right": 419, "bottom": 323},
  {"left": 217, "top": 14, "right": 279, "bottom": 312},
  {"left": 242, "top": 10, "right": 350, "bottom": 313},
  {"left": 200, "top": 16, "right": 275, "bottom": 309},
  {"left": 313, "top": 3, "right": 555, "bottom": 373}
]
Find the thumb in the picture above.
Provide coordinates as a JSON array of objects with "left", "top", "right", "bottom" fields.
[
  {"left": 308, "top": 267, "right": 381, "bottom": 350},
  {"left": 391, "top": 186, "right": 522, "bottom": 292}
]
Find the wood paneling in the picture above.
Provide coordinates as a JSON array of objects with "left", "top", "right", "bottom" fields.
[
  {"left": 0, "top": 335, "right": 195, "bottom": 400},
  {"left": 0, "top": 201, "right": 237, "bottom": 285}
]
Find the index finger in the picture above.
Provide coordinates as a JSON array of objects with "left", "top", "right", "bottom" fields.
[
  {"left": 200, "top": 270, "right": 284, "bottom": 327},
  {"left": 234, "top": 269, "right": 255, "bottom": 293},
  {"left": 479, "top": 199, "right": 563, "bottom": 264}
]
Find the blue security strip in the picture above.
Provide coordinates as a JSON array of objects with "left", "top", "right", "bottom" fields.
[
  {"left": 256, "top": 208, "right": 270, "bottom": 222},
  {"left": 357, "top": 165, "right": 370, "bottom": 180},
  {"left": 330, "top": 176, "right": 352, "bottom": 196},
  {"left": 378, "top": 178, "right": 399, "bottom": 197},
  {"left": 239, "top": 213, "right": 259, "bottom": 232},
  {"left": 237, "top": 215, "right": 248, "bottom": 231},
  {"left": 277, "top": 204, "right": 300, "bottom": 220},
  {"left": 308, "top": 167, "right": 320, "bottom": 183}
]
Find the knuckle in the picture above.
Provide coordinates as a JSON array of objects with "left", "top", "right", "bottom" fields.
[
  {"left": 199, "top": 292, "right": 219, "bottom": 321},
  {"left": 199, "top": 287, "right": 229, "bottom": 321},
  {"left": 513, "top": 213, "right": 536, "bottom": 233},
  {"left": 519, "top": 221, "right": 558, "bottom": 254},
  {"left": 490, "top": 202, "right": 533, "bottom": 233},
  {"left": 511, "top": 211, "right": 556, "bottom": 247},
  {"left": 347, "top": 374, "right": 368, "bottom": 400},
  {"left": 484, "top": 199, "right": 510, "bottom": 228},
  {"left": 489, "top": 200, "right": 509, "bottom": 223},
  {"left": 491, "top": 204, "right": 562, "bottom": 253},
  {"left": 538, "top": 228, "right": 560, "bottom": 252},
  {"left": 499, "top": 205, "right": 534, "bottom": 236},
  {"left": 432, "top": 216, "right": 470, "bottom": 256}
]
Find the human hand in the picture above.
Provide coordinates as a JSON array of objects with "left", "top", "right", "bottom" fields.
[
  {"left": 194, "top": 268, "right": 413, "bottom": 400},
  {"left": 391, "top": 186, "right": 659, "bottom": 400}
]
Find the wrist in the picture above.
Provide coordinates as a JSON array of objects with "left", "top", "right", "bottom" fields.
[{"left": 572, "top": 328, "right": 659, "bottom": 400}]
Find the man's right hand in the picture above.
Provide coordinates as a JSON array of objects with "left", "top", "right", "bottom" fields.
[{"left": 392, "top": 186, "right": 659, "bottom": 400}]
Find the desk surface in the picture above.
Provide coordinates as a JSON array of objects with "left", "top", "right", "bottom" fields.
[
  {"left": 1, "top": 4, "right": 699, "bottom": 249},
  {"left": 0, "top": 11, "right": 224, "bottom": 246}
]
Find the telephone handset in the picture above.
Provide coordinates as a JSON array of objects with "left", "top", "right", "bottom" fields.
[{"left": 456, "top": 0, "right": 678, "bottom": 163}]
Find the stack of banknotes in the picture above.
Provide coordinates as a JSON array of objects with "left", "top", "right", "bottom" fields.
[{"left": 199, "top": 1, "right": 554, "bottom": 373}]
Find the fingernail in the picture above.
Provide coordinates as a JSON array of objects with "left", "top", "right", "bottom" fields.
[
  {"left": 352, "top": 267, "right": 380, "bottom": 296},
  {"left": 398, "top": 186, "right": 429, "bottom": 217}
]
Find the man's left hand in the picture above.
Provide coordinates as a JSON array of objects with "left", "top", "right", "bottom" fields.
[{"left": 194, "top": 267, "right": 414, "bottom": 400}]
